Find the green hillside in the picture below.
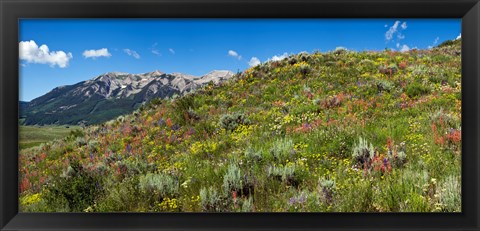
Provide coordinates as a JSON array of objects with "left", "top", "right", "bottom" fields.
[{"left": 19, "top": 40, "right": 461, "bottom": 212}]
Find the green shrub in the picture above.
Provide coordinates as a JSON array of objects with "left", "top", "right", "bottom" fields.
[
  {"left": 270, "top": 138, "right": 295, "bottom": 163},
  {"left": 267, "top": 164, "right": 298, "bottom": 186},
  {"left": 244, "top": 147, "right": 262, "bottom": 163},
  {"left": 438, "top": 175, "right": 461, "bottom": 212},
  {"left": 376, "top": 79, "right": 394, "bottom": 93},
  {"left": 69, "top": 129, "right": 84, "bottom": 139},
  {"left": 95, "top": 176, "right": 141, "bottom": 212},
  {"left": 352, "top": 137, "right": 375, "bottom": 166},
  {"left": 319, "top": 179, "right": 335, "bottom": 204},
  {"left": 138, "top": 172, "right": 178, "bottom": 200},
  {"left": 379, "top": 64, "right": 398, "bottom": 76},
  {"left": 199, "top": 186, "right": 225, "bottom": 212},
  {"left": 437, "top": 39, "right": 457, "bottom": 48},
  {"left": 406, "top": 82, "right": 431, "bottom": 99},
  {"left": 241, "top": 197, "right": 254, "bottom": 212},
  {"left": 43, "top": 161, "right": 100, "bottom": 212},
  {"left": 223, "top": 164, "right": 243, "bottom": 193},
  {"left": 219, "top": 112, "right": 250, "bottom": 131}
]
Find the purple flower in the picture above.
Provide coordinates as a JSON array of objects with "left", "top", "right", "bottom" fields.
[
  {"left": 172, "top": 124, "right": 180, "bottom": 131},
  {"left": 288, "top": 197, "right": 297, "bottom": 206},
  {"left": 302, "top": 123, "right": 311, "bottom": 129},
  {"left": 298, "top": 194, "right": 307, "bottom": 204},
  {"left": 158, "top": 119, "right": 165, "bottom": 126}
]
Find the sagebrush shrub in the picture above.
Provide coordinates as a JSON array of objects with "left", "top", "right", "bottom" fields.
[
  {"left": 352, "top": 137, "right": 375, "bottom": 166},
  {"left": 219, "top": 112, "right": 250, "bottom": 131},
  {"left": 267, "top": 164, "right": 298, "bottom": 186},
  {"left": 223, "top": 164, "right": 243, "bottom": 193},
  {"left": 200, "top": 186, "right": 224, "bottom": 212},
  {"left": 319, "top": 179, "right": 335, "bottom": 204},
  {"left": 438, "top": 175, "right": 461, "bottom": 212},
  {"left": 270, "top": 138, "right": 295, "bottom": 163},
  {"left": 138, "top": 172, "right": 178, "bottom": 199},
  {"left": 376, "top": 79, "right": 394, "bottom": 93}
]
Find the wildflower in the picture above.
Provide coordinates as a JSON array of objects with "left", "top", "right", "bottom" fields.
[
  {"left": 232, "top": 191, "right": 237, "bottom": 203},
  {"left": 288, "top": 197, "right": 297, "bottom": 206},
  {"left": 186, "top": 128, "right": 195, "bottom": 136},
  {"left": 172, "top": 124, "right": 180, "bottom": 131},
  {"left": 166, "top": 118, "right": 173, "bottom": 128},
  {"left": 158, "top": 118, "right": 165, "bottom": 126}
]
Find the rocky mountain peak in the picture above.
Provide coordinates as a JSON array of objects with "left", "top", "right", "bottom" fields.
[{"left": 22, "top": 69, "right": 235, "bottom": 125}]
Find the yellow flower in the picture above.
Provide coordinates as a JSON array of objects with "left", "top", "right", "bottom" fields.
[{"left": 20, "top": 193, "right": 41, "bottom": 206}]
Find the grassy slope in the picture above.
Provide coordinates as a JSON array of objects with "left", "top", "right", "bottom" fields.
[
  {"left": 19, "top": 125, "right": 82, "bottom": 150},
  {"left": 19, "top": 40, "right": 461, "bottom": 212}
]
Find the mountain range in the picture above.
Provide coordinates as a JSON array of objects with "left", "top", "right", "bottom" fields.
[{"left": 20, "top": 70, "right": 234, "bottom": 125}]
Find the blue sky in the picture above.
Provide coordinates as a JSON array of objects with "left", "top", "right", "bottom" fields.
[{"left": 19, "top": 19, "right": 461, "bottom": 101}]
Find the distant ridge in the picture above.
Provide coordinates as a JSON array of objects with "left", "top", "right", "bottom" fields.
[{"left": 21, "top": 70, "right": 234, "bottom": 125}]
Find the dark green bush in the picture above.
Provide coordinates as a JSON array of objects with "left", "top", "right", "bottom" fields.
[
  {"left": 406, "top": 82, "right": 431, "bottom": 99},
  {"left": 219, "top": 112, "right": 250, "bottom": 131},
  {"left": 43, "top": 161, "right": 100, "bottom": 212},
  {"left": 437, "top": 39, "right": 457, "bottom": 48}
]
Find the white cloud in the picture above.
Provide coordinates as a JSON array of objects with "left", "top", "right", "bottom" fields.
[
  {"left": 19, "top": 40, "right": 72, "bottom": 68},
  {"left": 123, "top": 49, "right": 140, "bottom": 59},
  {"left": 82, "top": 48, "right": 111, "bottom": 59},
  {"left": 248, "top": 57, "right": 261, "bottom": 67},
  {"left": 228, "top": 50, "right": 241, "bottom": 60},
  {"left": 428, "top": 37, "right": 441, "bottom": 49},
  {"left": 400, "top": 44, "right": 410, "bottom": 52},
  {"left": 335, "top": 46, "right": 348, "bottom": 51},
  {"left": 384, "top": 24, "right": 388, "bottom": 28},
  {"left": 385, "top": 21, "right": 400, "bottom": 41},
  {"left": 456, "top": 33, "right": 461, "bottom": 40},
  {"left": 270, "top": 52, "right": 289, "bottom": 61},
  {"left": 150, "top": 43, "right": 161, "bottom": 56},
  {"left": 385, "top": 20, "right": 407, "bottom": 41},
  {"left": 169, "top": 48, "right": 175, "bottom": 54}
]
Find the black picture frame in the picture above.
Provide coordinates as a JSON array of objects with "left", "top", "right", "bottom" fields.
[{"left": 1, "top": 0, "right": 479, "bottom": 230}]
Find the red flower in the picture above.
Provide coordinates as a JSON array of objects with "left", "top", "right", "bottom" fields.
[{"left": 232, "top": 191, "right": 237, "bottom": 203}]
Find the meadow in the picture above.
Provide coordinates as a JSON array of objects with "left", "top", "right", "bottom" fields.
[
  {"left": 19, "top": 125, "right": 83, "bottom": 150},
  {"left": 19, "top": 39, "right": 461, "bottom": 212}
]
